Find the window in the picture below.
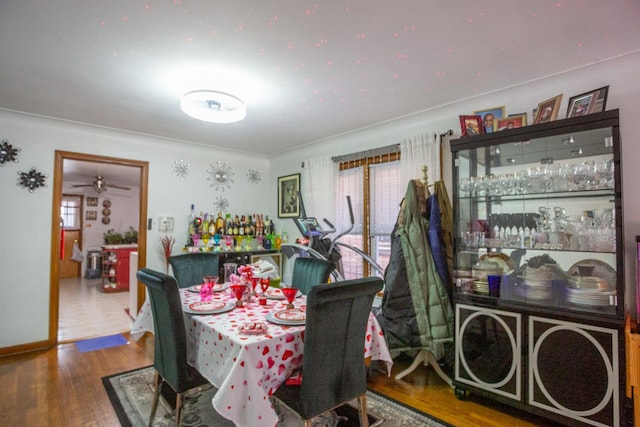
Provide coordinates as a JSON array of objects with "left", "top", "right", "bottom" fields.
[
  {"left": 61, "top": 195, "right": 82, "bottom": 229},
  {"left": 336, "top": 152, "right": 402, "bottom": 279}
]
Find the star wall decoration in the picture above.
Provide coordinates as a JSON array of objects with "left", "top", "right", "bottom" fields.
[
  {"left": 0, "top": 139, "right": 20, "bottom": 166},
  {"left": 18, "top": 168, "right": 48, "bottom": 192},
  {"left": 207, "top": 160, "right": 234, "bottom": 192},
  {"left": 171, "top": 160, "right": 191, "bottom": 179},
  {"left": 246, "top": 168, "right": 261, "bottom": 184},
  {"left": 214, "top": 196, "right": 230, "bottom": 213}
]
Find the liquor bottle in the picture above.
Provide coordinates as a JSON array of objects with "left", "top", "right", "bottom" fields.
[
  {"left": 226, "top": 214, "right": 233, "bottom": 235},
  {"left": 208, "top": 213, "right": 216, "bottom": 235},
  {"left": 216, "top": 212, "right": 225, "bottom": 235},
  {"left": 233, "top": 215, "right": 240, "bottom": 235},
  {"left": 202, "top": 213, "right": 209, "bottom": 236},
  {"left": 188, "top": 204, "right": 196, "bottom": 245},
  {"left": 264, "top": 215, "right": 271, "bottom": 235}
]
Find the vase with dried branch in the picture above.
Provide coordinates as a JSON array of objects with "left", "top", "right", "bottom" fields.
[{"left": 160, "top": 235, "right": 175, "bottom": 274}]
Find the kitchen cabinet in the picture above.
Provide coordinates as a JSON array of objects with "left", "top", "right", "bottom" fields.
[
  {"left": 451, "top": 110, "right": 626, "bottom": 426},
  {"left": 102, "top": 244, "right": 138, "bottom": 292}
]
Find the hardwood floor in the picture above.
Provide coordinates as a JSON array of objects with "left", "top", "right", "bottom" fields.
[{"left": 0, "top": 334, "right": 558, "bottom": 427}]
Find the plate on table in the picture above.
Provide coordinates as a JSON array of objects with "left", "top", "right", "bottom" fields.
[
  {"left": 265, "top": 287, "right": 302, "bottom": 300},
  {"left": 266, "top": 309, "right": 306, "bottom": 325},
  {"left": 187, "top": 283, "right": 228, "bottom": 293},
  {"left": 183, "top": 300, "right": 235, "bottom": 315}
]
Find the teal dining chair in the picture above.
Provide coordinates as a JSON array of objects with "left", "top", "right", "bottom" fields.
[
  {"left": 290, "top": 257, "right": 335, "bottom": 295},
  {"left": 273, "top": 277, "right": 383, "bottom": 426},
  {"left": 136, "top": 268, "right": 210, "bottom": 427},
  {"left": 169, "top": 252, "right": 219, "bottom": 288}
]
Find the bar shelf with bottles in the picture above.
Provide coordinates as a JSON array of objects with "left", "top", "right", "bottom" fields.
[{"left": 184, "top": 206, "right": 288, "bottom": 253}]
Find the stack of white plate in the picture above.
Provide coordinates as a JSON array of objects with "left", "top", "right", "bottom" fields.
[
  {"left": 515, "top": 267, "right": 554, "bottom": 301},
  {"left": 566, "top": 276, "right": 615, "bottom": 307}
]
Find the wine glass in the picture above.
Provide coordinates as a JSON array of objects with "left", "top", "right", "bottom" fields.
[
  {"left": 192, "top": 234, "right": 200, "bottom": 249},
  {"left": 202, "top": 233, "right": 210, "bottom": 249},
  {"left": 213, "top": 233, "right": 221, "bottom": 251},
  {"left": 203, "top": 275, "right": 219, "bottom": 291},
  {"left": 230, "top": 284, "right": 246, "bottom": 307},
  {"left": 225, "top": 235, "right": 233, "bottom": 251},
  {"left": 281, "top": 286, "right": 298, "bottom": 310},
  {"left": 260, "top": 278, "right": 270, "bottom": 295},
  {"left": 249, "top": 277, "right": 259, "bottom": 296}
]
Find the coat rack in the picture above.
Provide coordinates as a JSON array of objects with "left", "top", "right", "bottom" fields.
[{"left": 395, "top": 164, "right": 453, "bottom": 387}]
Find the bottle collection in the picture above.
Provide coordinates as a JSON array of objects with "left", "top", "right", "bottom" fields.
[{"left": 185, "top": 204, "right": 286, "bottom": 252}]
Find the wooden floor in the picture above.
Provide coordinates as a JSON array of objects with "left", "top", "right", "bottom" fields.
[{"left": 0, "top": 333, "right": 558, "bottom": 427}]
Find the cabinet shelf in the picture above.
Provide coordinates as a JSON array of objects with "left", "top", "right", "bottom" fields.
[
  {"left": 457, "top": 188, "right": 615, "bottom": 202},
  {"left": 101, "top": 244, "right": 137, "bottom": 293}
]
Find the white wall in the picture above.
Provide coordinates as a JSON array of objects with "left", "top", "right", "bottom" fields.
[
  {"left": 0, "top": 112, "right": 270, "bottom": 347},
  {"left": 269, "top": 52, "right": 640, "bottom": 318}
]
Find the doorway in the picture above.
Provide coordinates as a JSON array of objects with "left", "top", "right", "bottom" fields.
[{"left": 49, "top": 150, "right": 148, "bottom": 346}]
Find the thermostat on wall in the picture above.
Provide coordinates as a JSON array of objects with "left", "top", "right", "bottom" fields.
[{"left": 158, "top": 216, "right": 175, "bottom": 232}]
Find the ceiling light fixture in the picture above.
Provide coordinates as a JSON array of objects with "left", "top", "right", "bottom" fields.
[{"left": 180, "top": 90, "right": 246, "bottom": 124}]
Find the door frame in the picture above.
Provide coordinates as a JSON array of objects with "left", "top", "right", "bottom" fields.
[{"left": 49, "top": 150, "right": 149, "bottom": 346}]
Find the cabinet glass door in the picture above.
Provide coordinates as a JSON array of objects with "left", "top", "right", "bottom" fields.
[{"left": 453, "top": 121, "right": 620, "bottom": 316}]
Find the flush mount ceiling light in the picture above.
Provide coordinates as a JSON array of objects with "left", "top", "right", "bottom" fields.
[{"left": 180, "top": 90, "right": 246, "bottom": 124}]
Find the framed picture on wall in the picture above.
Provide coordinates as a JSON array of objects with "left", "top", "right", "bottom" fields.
[
  {"left": 566, "top": 86, "right": 609, "bottom": 118},
  {"left": 459, "top": 115, "right": 483, "bottom": 137},
  {"left": 473, "top": 106, "right": 505, "bottom": 133},
  {"left": 87, "top": 196, "right": 98, "bottom": 207},
  {"left": 496, "top": 114, "right": 527, "bottom": 131},
  {"left": 278, "top": 173, "right": 300, "bottom": 218},
  {"left": 86, "top": 210, "right": 97, "bottom": 221},
  {"left": 533, "top": 94, "right": 563, "bottom": 124}
]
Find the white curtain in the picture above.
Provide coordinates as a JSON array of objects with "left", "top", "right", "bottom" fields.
[
  {"left": 400, "top": 133, "right": 440, "bottom": 186},
  {"left": 300, "top": 155, "right": 339, "bottom": 227}
]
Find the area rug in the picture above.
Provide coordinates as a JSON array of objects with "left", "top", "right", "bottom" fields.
[
  {"left": 102, "top": 366, "right": 450, "bottom": 427},
  {"left": 76, "top": 333, "right": 128, "bottom": 353}
]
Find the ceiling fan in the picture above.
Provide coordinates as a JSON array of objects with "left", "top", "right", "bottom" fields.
[{"left": 71, "top": 175, "right": 131, "bottom": 193}]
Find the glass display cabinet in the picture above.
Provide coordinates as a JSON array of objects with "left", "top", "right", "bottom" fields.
[{"left": 450, "top": 109, "right": 626, "bottom": 426}]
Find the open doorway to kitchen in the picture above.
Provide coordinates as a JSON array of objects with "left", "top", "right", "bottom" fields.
[{"left": 49, "top": 150, "right": 148, "bottom": 346}]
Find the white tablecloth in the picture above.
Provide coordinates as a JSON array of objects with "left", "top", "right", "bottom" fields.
[{"left": 131, "top": 288, "right": 393, "bottom": 427}]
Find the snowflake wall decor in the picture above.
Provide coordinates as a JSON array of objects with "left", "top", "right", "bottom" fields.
[
  {"left": 172, "top": 160, "right": 191, "bottom": 179},
  {"left": 214, "top": 196, "right": 230, "bottom": 213},
  {"left": 18, "top": 168, "right": 48, "bottom": 192},
  {"left": 0, "top": 139, "right": 20, "bottom": 166},
  {"left": 246, "top": 168, "right": 261, "bottom": 184},
  {"left": 207, "top": 160, "right": 234, "bottom": 192}
]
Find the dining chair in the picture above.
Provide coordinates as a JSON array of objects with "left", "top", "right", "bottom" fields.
[
  {"left": 274, "top": 277, "right": 384, "bottom": 426},
  {"left": 136, "top": 268, "right": 210, "bottom": 427},
  {"left": 169, "top": 252, "right": 219, "bottom": 288},
  {"left": 290, "top": 256, "right": 335, "bottom": 295}
]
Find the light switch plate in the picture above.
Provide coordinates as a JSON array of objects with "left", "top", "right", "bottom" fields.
[{"left": 158, "top": 216, "right": 174, "bottom": 232}]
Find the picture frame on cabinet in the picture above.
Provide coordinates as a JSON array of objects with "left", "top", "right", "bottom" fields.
[
  {"left": 533, "top": 94, "right": 563, "bottom": 124},
  {"left": 459, "top": 115, "right": 483, "bottom": 137},
  {"left": 278, "top": 173, "right": 300, "bottom": 218},
  {"left": 87, "top": 196, "right": 98, "bottom": 207},
  {"left": 496, "top": 114, "right": 527, "bottom": 131},
  {"left": 473, "top": 106, "right": 505, "bottom": 133},
  {"left": 566, "top": 86, "right": 609, "bottom": 118},
  {"left": 86, "top": 210, "right": 97, "bottom": 221}
]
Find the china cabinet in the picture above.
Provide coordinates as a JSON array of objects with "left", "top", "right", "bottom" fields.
[
  {"left": 451, "top": 110, "right": 626, "bottom": 426},
  {"left": 101, "top": 244, "right": 138, "bottom": 292}
]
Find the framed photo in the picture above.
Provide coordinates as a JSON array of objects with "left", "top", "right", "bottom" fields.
[
  {"left": 278, "top": 173, "right": 301, "bottom": 218},
  {"left": 533, "top": 94, "right": 563, "bottom": 124},
  {"left": 86, "top": 210, "right": 97, "bottom": 221},
  {"left": 496, "top": 114, "right": 527, "bottom": 131},
  {"left": 86, "top": 196, "right": 98, "bottom": 207},
  {"left": 459, "top": 115, "right": 483, "bottom": 137},
  {"left": 566, "top": 86, "right": 609, "bottom": 118},
  {"left": 473, "top": 106, "right": 505, "bottom": 133}
]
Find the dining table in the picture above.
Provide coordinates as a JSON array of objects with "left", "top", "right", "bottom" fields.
[{"left": 131, "top": 283, "right": 393, "bottom": 427}]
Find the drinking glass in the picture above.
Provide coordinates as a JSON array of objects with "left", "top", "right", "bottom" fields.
[
  {"left": 192, "top": 234, "right": 200, "bottom": 248},
  {"left": 260, "top": 278, "right": 270, "bottom": 294},
  {"left": 230, "top": 284, "right": 246, "bottom": 307},
  {"left": 223, "top": 262, "right": 238, "bottom": 284},
  {"left": 281, "top": 286, "right": 298, "bottom": 310},
  {"left": 203, "top": 275, "right": 219, "bottom": 289},
  {"left": 249, "top": 277, "right": 259, "bottom": 296}
]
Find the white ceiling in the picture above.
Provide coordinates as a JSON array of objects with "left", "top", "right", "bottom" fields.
[{"left": 1, "top": 0, "right": 640, "bottom": 159}]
